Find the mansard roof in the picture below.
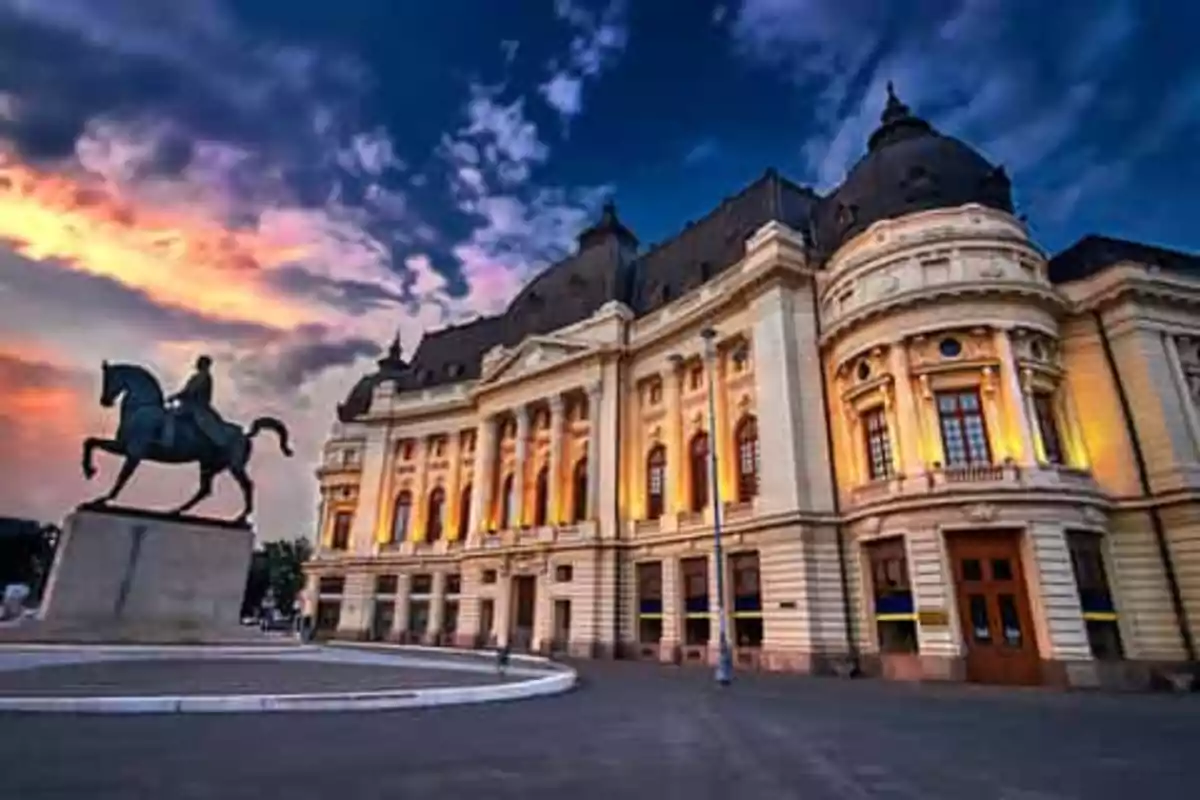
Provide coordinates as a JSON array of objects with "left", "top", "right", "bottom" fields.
[{"left": 1048, "top": 235, "right": 1200, "bottom": 284}]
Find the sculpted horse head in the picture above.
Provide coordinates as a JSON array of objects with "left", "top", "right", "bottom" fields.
[{"left": 99, "top": 361, "right": 165, "bottom": 410}]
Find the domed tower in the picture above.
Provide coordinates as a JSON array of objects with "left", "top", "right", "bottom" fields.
[{"left": 817, "top": 85, "right": 1098, "bottom": 686}]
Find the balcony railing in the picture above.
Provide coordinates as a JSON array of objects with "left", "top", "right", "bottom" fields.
[{"left": 848, "top": 461, "right": 1099, "bottom": 508}]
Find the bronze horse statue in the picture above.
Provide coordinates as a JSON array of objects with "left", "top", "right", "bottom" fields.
[{"left": 82, "top": 362, "right": 293, "bottom": 524}]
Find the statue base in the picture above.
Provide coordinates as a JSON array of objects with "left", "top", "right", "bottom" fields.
[{"left": 16, "top": 507, "right": 260, "bottom": 645}]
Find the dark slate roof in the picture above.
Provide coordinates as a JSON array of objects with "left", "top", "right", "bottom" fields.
[
  {"left": 338, "top": 171, "right": 817, "bottom": 421},
  {"left": 627, "top": 170, "right": 816, "bottom": 315},
  {"left": 811, "top": 83, "right": 1013, "bottom": 257},
  {"left": 1048, "top": 235, "right": 1200, "bottom": 284}
]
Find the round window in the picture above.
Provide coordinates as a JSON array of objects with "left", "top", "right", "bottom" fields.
[
  {"left": 938, "top": 338, "right": 963, "bottom": 358},
  {"left": 856, "top": 361, "right": 871, "bottom": 381}
]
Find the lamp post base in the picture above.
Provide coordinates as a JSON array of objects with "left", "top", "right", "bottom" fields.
[{"left": 715, "top": 642, "right": 734, "bottom": 686}]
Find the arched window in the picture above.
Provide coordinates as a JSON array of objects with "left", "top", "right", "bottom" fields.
[
  {"left": 499, "top": 473, "right": 515, "bottom": 530},
  {"left": 735, "top": 415, "right": 760, "bottom": 502},
  {"left": 534, "top": 465, "right": 550, "bottom": 527},
  {"left": 646, "top": 445, "right": 666, "bottom": 521},
  {"left": 391, "top": 491, "right": 412, "bottom": 542},
  {"left": 457, "top": 484, "right": 472, "bottom": 540},
  {"left": 572, "top": 457, "right": 589, "bottom": 522},
  {"left": 689, "top": 432, "right": 709, "bottom": 512},
  {"left": 425, "top": 487, "right": 445, "bottom": 542}
]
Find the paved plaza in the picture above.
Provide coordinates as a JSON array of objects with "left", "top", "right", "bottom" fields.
[{"left": 1, "top": 659, "right": 1197, "bottom": 799}]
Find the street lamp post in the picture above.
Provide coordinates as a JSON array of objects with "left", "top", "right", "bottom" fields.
[{"left": 700, "top": 327, "right": 734, "bottom": 686}]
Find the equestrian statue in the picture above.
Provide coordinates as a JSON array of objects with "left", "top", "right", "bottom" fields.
[{"left": 81, "top": 356, "right": 293, "bottom": 524}]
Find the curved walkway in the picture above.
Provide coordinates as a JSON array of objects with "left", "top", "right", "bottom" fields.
[
  {"left": 0, "top": 643, "right": 575, "bottom": 713},
  {"left": 1, "top": 660, "right": 1196, "bottom": 798}
]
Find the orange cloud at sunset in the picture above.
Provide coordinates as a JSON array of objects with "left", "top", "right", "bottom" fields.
[{"left": 0, "top": 151, "right": 321, "bottom": 329}]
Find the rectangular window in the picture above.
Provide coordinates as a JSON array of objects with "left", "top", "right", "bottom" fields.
[
  {"left": 636, "top": 562, "right": 663, "bottom": 644},
  {"left": 331, "top": 511, "right": 352, "bottom": 550},
  {"left": 555, "top": 564, "right": 574, "bottom": 583},
  {"left": 866, "top": 537, "right": 919, "bottom": 654},
  {"left": 1067, "top": 531, "right": 1123, "bottom": 660},
  {"left": 730, "top": 552, "right": 763, "bottom": 648},
  {"left": 681, "top": 557, "right": 710, "bottom": 646},
  {"left": 481, "top": 569, "right": 497, "bottom": 585},
  {"left": 1032, "top": 393, "right": 1065, "bottom": 465},
  {"left": 936, "top": 389, "right": 991, "bottom": 466},
  {"left": 374, "top": 575, "right": 398, "bottom": 596},
  {"left": 445, "top": 574, "right": 461, "bottom": 595},
  {"left": 408, "top": 599, "right": 429, "bottom": 635},
  {"left": 410, "top": 574, "right": 433, "bottom": 595},
  {"left": 863, "top": 406, "right": 894, "bottom": 480},
  {"left": 317, "top": 576, "right": 345, "bottom": 596}
]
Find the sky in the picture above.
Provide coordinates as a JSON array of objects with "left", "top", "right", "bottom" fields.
[{"left": 0, "top": 0, "right": 1197, "bottom": 539}]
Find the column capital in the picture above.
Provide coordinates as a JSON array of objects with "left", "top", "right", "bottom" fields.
[
  {"left": 587, "top": 381, "right": 603, "bottom": 398},
  {"left": 548, "top": 393, "right": 565, "bottom": 413}
]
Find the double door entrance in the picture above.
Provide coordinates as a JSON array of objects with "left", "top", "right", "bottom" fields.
[
  {"left": 947, "top": 530, "right": 1041, "bottom": 686},
  {"left": 509, "top": 575, "right": 536, "bottom": 651}
]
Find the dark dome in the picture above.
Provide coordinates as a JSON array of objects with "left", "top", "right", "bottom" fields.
[{"left": 812, "top": 83, "right": 1014, "bottom": 256}]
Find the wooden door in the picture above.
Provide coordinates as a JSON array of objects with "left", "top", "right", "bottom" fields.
[
  {"left": 947, "top": 531, "right": 1041, "bottom": 686},
  {"left": 510, "top": 575, "right": 536, "bottom": 651}
]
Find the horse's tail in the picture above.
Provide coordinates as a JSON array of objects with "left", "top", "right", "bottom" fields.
[{"left": 247, "top": 417, "right": 294, "bottom": 457}]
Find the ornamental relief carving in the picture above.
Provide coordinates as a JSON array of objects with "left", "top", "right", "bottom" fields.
[{"left": 908, "top": 328, "right": 995, "bottom": 368}]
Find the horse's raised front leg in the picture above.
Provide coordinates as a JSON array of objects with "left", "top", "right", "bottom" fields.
[
  {"left": 82, "top": 437, "right": 123, "bottom": 480},
  {"left": 170, "top": 464, "right": 217, "bottom": 517},
  {"left": 94, "top": 456, "right": 141, "bottom": 506}
]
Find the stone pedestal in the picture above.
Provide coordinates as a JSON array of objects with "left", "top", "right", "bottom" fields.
[{"left": 31, "top": 507, "right": 255, "bottom": 643}]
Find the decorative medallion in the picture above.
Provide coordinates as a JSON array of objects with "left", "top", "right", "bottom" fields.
[{"left": 964, "top": 503, "right": 998, "bottom": 522}]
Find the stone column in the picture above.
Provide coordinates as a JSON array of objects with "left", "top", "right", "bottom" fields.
[
  {"left": 409, "top": 438, "right": 430, "bottom": 541},
  {"left": 548, "top": 395, "right": 565, "bottom": 524},
  {"left": 391, "top": 574, "right": 411, "bottom": 640},
  {"left": 445, "top": 431, "right": 463, "bottom": 540},
  {"left": 664, "top": 366, "right": 683, "bottom": 514},
  {"left": 533, "top": 569, "right": 553, "bottom": 653},
  {"left": 1021, "top": 367, "right": 1046, "bottom": 462},
  {"left": 513, "top": 406, "right": 530, "bottom": 528},
  {"left": 887, "top": 341, "right": 924, "bottom": 479},
  {"left": 996, "top": 328, "right": 1036, "bottom": 466},
  {"left": 427, "top": 571, "right": 445, "bottom": 643},
  {"left": 313, "top": 491, "right": 327, "bottom": 556},
  {"left": 660, "top": 556, "right": 681, "bottom": 658},
  {"left": 468, "top": 416, "right": 498, "bottom": 537},
  {"left": 587, "top": 383, "right": 603, "bottom": 521}
]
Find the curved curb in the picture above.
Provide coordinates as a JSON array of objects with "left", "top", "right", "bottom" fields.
[{"left": 0, "top": 668, "right": 576, "bottom": 714}]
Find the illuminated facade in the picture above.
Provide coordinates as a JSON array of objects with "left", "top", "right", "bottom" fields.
[{"left": 304, "top": 87, "right": 1200, "bottom": 687}]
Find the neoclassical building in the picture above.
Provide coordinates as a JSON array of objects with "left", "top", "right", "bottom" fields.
[{"left": 304, "top": 87, "right": 1200, "bottom": 688}]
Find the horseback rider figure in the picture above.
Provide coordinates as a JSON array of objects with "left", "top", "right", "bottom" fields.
[{"left": 164, "top": 355, "right": 229, "bottom": 449}]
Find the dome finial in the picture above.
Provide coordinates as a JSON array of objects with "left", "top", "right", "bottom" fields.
[
  {"left": 378, "top": 330, "right": 405, "bottom": 369},
  {"left": 881, "top": 80, "right": 910, "bottom": 125}
]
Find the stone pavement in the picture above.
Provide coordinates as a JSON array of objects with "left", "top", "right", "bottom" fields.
[
  {"left": 1, "top": 659, "right": 1197, "bottom": 799},
  {"left": 0, "top": 657, "right": 516, "bottom": 696}
]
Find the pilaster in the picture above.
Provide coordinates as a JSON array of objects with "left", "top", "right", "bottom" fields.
[
  {"left": 665, "top": 365, "right": 684, "bottom": 515},
  {"left": 750, "top": 285, "right": 805, "bottom": 514},
  {"left": 887, "top": 342, "right": 924, "bottom": 479},
  {"left": 587, "top": 382, "right": 602, "bottom": 523},
  {"left": 548, "top": 395, "right": 565, "bottom": 523},
  {"left": 996, "top": 328, "right": 1037, "bottom": 466},
  {"left": 513, "top": 406, "right": 530, "bottom": 527},
  {"left": 468, "top": 416, "right": 497, "bottom": 538}
]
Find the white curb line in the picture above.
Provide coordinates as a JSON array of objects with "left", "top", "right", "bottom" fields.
[{"left": 0, "top": 668, "right": 576, "bottom": 714}]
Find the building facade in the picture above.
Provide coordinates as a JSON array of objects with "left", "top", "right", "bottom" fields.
[{"left": 304, "top": 87, "right": 1200, "bottom": 688}]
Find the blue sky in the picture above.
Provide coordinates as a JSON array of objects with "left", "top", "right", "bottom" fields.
[{"left": 0, "top": 0, "right": 1196, "bottom": 532}]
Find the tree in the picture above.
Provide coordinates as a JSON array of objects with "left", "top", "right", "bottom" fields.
[{"left": 240, "top": 538, "right": 312, "bottom": 618}]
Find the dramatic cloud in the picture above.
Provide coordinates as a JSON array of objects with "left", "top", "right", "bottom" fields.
[
  {"left": 727, "top": 0, "right": 1160, "bottom": 214},
  {"left": 539, "top": 0, "right": 629, "bottom": 122}
]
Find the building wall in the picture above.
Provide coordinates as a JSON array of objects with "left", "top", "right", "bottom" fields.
[{"left": 305, "top": 206, "right": 1200, "bottom": 686}]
